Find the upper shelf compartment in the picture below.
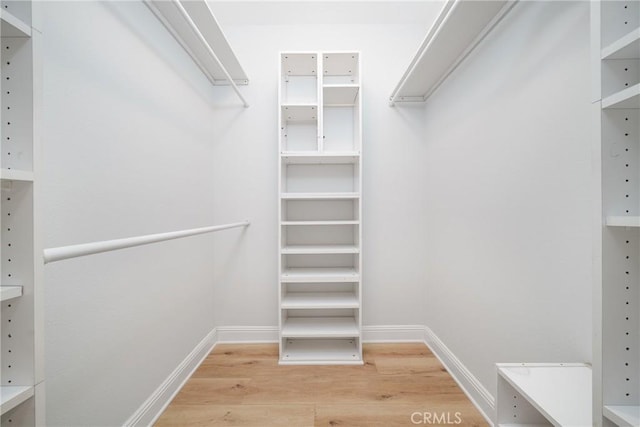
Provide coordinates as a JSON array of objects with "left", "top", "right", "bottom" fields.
[
  {"left": 144, "top": 0, "right": 249, "bottom": 106},
  {"left": 389, "top": 0, "right": 516, "bottom": 105},
  {"left": 282, "top": 53, "right": 318, "bottom": 104},
  {"left": 323, "top": 53, "right": 359, "bottom": 85}
]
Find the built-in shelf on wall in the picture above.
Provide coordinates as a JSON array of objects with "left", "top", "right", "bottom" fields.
[
  {"left": 602, "top": 83, "right": 640, "bottom": 109},
  {"left": 281, "top": 245, "right": 359, "bottom": 254},
  {"left": 0, "top": 169, "right": 34, "bottom": 182},
  {"left": 281, "top": 192, "right": 359, "bottom": 200},
  {"left": 323, "top": 85, "right": 359, "bottom": 106},
  {"left": 281, "top": 338, "right": 360, "bottom": 364},
  {"left": 606, "top": 216, "right": 640, "bottom": 227},
  {"left": 604, "top": 405, "right": 640, "bottom": 427},
  {"left": 389, "top": 0, "right": 516, "bottom": 105},
  {"left": 496, "top": 364, "right": 592, "bottom": 426},
  {"left": 281, "top": 267, "right": 359, "bottom": 283},
  {"left": 282, "top": 292, "right": 359, "bottom": 309},
  {"left": 282, "top": 317, "right": 359, "bottom": 338},
  {"left": 281, "top": 152, "right": 360, "bottom": 164},
  {"left": 0, "top": 9, "right": 31, "bottom": 38},
  {"left": 602, "top": 28, "right": 640, "bottom": 59},
  {"left": 281, "top": 220, "right": 359, "bottom": 226},
  {"left": 0, "top": 286, "right": 22, "bottom": 302},
  {"left": 0, "top": 386, "right": 34, "bottom": 415}
]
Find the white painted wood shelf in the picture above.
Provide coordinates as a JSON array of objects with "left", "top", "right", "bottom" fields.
[
  {"left": 282, "top": 292, "right": 359, "bottom": 309},
  {"left": 496, "top": 363, "right": 592, "bottom": 427},
  {"left": 281, "top": 220, "right": 359, "bottom": 226},
  {"left": 602, "top": 28, "right": 640, "bottom": 59},
  {"left": 323, "top": 85, "right": 359, "bottom": 106},
  {"left": 606, "top": 216, "right": 640, "bottom": 227},
  {"left": 281, "top": 245, "right": 359, "bottom": 254},
  {"left": 281, "top": 192, "right": 359, "bottom": 200},
  {"left": 281, "top": 152, "right": 360, "bottom": 164},
  {"left": 281, "top": 267, "right": 360, "bottom": 283},
  {"left": 0, "top": 386, "right": 34, "bottom": 415},
  {"left": 281, "top": 338, "right": 361, "bottom": 364},
  {"left": 0, "top": 169, "right": 34, "bottom": 182},
  {"left": 602, "top": 83, "right": 640, "bottom": 109},
  {"left": 0, "top": 286, "right": 22, "bottom": 302},
  {"left": 0, "top": 9, "right": 31, "bottom": 38},
  {"left": 389, "top": 0, "right": 516, "bottom": 105},
  {"left": 604, "top": 405, "right": 640, "bottom": 427},
  {"left": 282, "top": 317, "right": 359, "bottom": 338}
]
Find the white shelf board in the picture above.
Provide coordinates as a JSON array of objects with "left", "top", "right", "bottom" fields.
[
  {"left": 282, "top": 53, "right": 317, "bottom": 76},
  {"left": 606, "top": 216, "right": 640, "bottom": 227},
  {"left": 281, "top": 317, "right": 359, "bottom": 338},
  {"left": 281, "top": 192, "right": 359, "bottom": 200},
  {"left": 281, "top": 338, "right": 361, "bottom": 364},
  {"left": 281, "top": 151, "right": 360, "bottom": 164},
  {"left": 1, "top": 386, "right": 34, "bottom": 415},
  {"left": 497, "top": 364, "right": 592, "bottom": 427},
  {"left": 281, "top": 267, "right": 359, "bottom": 283},
  {"left": 282, "top": 292, "right": 359, "bottom": 309},
  {"left": 602, "top": 83, "right": 640, "bottom": 109},
  {"left": 0, "top": 9, "right": 31, "bottom": 37},
  {"left": 602, "top": 28, "right": 640, "bottom": 59},
  {"left": 323, "top": 85, "right": 359, "bottom": 106},
  {"left": 282, "top": 245, "right": 359, "bottom": 254},
  {"left": 0, "top": 286, "right": 22, "bottom": 302},
  {"left": 0, "top": 169, "right": 34, "bottom": 182},
  {"left": 281, "top": 220, "right": 359, "bottom": 226},
  {"left": 281, "top": 104, "right": 318, "bottom": 122},
  {"left": 390, "top": 0, "right": 515, "bottom": 104},
  {"left": 604, "top": 405, "right": 640, "bottom": 427},
  {"left": 144, "top": 0, "right": 248, "bottom": 85}
]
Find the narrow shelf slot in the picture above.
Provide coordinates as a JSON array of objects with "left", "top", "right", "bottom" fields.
[
  {"left": 0, "top": 386, "right": 34, "bottom": 415},
  {"left": 323, "top": 85, "right": 359, "bottom": 106},
  {"left": 281, "top": 192, "right": 359, "bottom": 200},
  {"left": 282, "top": 245, "right": 359, "bottom": 254},
  {"left": 602, "top": 28, "right": 640, "bottom": 60},
  {"left": 281, "top": 220, "right": 359, "bottom": 226},
  {"left": 0, "top": 286, "right": 22, "bottom": 302},
  {"left": 281, "top": 317, "right": 359, "bottom": 337},
  {"left": 282, "top": 292, "right": 359, "bottom": 309},
  {"left": 497, "top": 364, "right": 592, "bottom": 427},
  {"left": 281, "top": 338, "right": 361, "bottom": 364},
  {"left": 281, "top": 152, "right": 360, "bottom": 164},
  {"left": 281, "top": 267, "right": 359, "bottom": 283},
  {"left": 604, "top": 405, "right": 640, "bottom": 427},
  {"left": 0, "top": 9, "right": 31, "bottom": 38},
  {"left": 602, "top": 83, "right": 640, "bottom": 109},
  {"left": 606, "top": 216, "right": 640, "bottom": 227},
  {"left": 0, "top": 169, "right": 34, "bottom": 182}
]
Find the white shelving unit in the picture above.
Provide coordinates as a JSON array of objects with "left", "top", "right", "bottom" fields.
[
  {"left": 1, "top": 0, "right": 43, "bottom": 425},
  {"left": 389, "top": 0, "right": 516, "bottom": 105},
  {"left": 496, "top": 364, "right": 592, "bottom": 427},
  {"left": 278, "top": 51, "right": 362, "bottom": 365},
  {"left": 593, "top": 1, "right": 640, "bottom": 426}
]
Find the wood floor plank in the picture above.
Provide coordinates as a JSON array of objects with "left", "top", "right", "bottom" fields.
[{"left": 155, "top": 343, "right": 490, "bottom": 427}]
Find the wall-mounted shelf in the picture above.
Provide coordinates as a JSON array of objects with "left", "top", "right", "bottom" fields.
[
  {"left": 0, "top": 169, "right": 34, "bottom": 182},
  {"left": 281, "top": 317, "right": 359, "bottom": 338},
  {"left": 496, "top": 363, "right": 592, "bottom": 426},
  {"left": 602, "top": 83, "right": 640, "bottom": 109},
  {"left": 281, "top": 152, "right": 360, "bottom": 164},
  {"left": 281, "top": 267, "right": 359, "bottom": 283},
  {"left": 281, "top": 192, "right": 359, "bottom": 200},
  {"left": 0, "top": 286, "right": 22, "bottom": 302},
  {"left": 281, "top": 220, "right": 359, "bottom": 226},
  {"left": 604, "top": 405, "right": 640, "bottom": 427},
  {"left": 0, "top": 386, "right": 34, "bottom": 416},
  {"left": 602, "top": 28, "right": 640, "bottom": 59},
  {"left": 389, "top": 0, "right": 516, "bottom": 105},
  {"left": 281, "top": 245, "right": 359, "bottom": 254},
  {"left": 281, "top": 292, "right": 359, "bottom": 309},
  {"left": 606, "top": 216, "right": 640, "bottom": 227},
  {"left": 0, "top": 9, "right": 31, "bottom": 38}
]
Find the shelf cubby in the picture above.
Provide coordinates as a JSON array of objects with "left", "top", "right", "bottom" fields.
[{"left": 280, "top": 338, "right": 361, "bottom": 365}]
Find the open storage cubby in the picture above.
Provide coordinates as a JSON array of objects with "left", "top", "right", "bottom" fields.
[
  {"left": 278, "top": 51, "right": 362, "bottom": 365},
  {"left": 594, "top": 1, "right": 640, "bottom": 425},
  {"left": 0, "top": 0, "right": 43, "bottom": 425}
]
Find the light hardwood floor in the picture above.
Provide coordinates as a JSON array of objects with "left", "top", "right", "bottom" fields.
[{"left": 155, "top": 343, "right": 489, "bottom": 426}]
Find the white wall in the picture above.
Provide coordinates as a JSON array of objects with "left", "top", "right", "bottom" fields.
[
  {"left": 42, "top": 2, "right": 227, "bottom": 425},
  {"left": 421, "top": 0, "right": 592, "bottom": 399},
  {"left": 206, "top": 13, "right": 431, "bottom": 327}
]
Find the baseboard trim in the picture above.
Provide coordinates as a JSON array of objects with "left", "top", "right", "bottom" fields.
[
  {"left": 123, "top": 328, "right": 218, "bottom": 427},
  {"left": 423, "top": 326, "right": 495, "bottom": 426},
  {"left": 362, "top": 324, "right": 427, "bottom": 342}
]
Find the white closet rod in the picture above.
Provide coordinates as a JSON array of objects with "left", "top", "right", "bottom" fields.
[
  {"left": 43, "top": 221, "right": 250, "bottom": 264},
  {"left": 171, "top": 0, "right": 249, "bottom": 108}
]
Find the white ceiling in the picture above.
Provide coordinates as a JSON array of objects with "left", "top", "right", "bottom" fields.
[{"left": 207, "top": 1, "right": 445, "bottom": 26}]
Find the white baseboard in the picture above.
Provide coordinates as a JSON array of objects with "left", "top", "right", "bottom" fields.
[
  {"left": 423, "top": 326, "right": 495, "bottom": 426},
  {"left": 362, "top": 324, "right": 427, "bottom": 342},
  {"left": 123, "top": 329, "right": 218, "bottom": 427}
]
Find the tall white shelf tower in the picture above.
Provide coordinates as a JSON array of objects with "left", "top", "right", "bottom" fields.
[
  {"left": 278, "top": 52, "right": 362, "bottom": 365},
  {"left": 0, "top": 0, "right": 43, "bottom": 425}
]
